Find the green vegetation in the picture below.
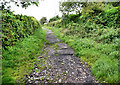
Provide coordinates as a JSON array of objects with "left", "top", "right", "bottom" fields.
[
  {"left": 1, "top": 0, "right": 39, "bottom": 9},
  {"left": 1, "top": 0, "right": 46, "bottom": 84},
  {"left": 2, "top": 28, "right": 46, "bottom": 84},
  {"left": 40, "top": 17, "right": 47, "bottom": 24},
  {"left": 49, "top": 15, "right": 60, "bottom": 22},
  {"left": 1, "top": 1, "right": 120, "bottom": 84},
  {"left": 2, "top": 10, "right": 41, "bottom": 49},
  {"left": 2, "top": 10, "right": 46, "bottom": 83},
  {"left": 45, "top": 2, "right": 120, "bottom": 83}
]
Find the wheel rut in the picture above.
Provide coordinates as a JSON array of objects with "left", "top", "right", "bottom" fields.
[{"left": 25, "top": 28, "right": 98, "bottom": 83}]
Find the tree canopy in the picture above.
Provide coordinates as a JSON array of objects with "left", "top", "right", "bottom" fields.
[
  {"left": 40, "top": 17, "right": 47, "bottom": 24},
  {"left": 59, "top": 2, "right": 82, "bottom": 15},
  {"left": 0, "top": 0, "right": 40, "bottom": 10}
]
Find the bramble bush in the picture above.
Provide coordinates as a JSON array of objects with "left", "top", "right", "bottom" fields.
[{"left": 2, "top": 10, "right": 40, "bottom": 49}]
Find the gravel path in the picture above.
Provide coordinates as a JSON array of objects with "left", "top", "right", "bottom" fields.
[{"left": 25, "top": 28, "right": 98, "bottom": 84}]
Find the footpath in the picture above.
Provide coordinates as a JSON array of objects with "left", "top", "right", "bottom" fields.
[{"left": 25, "top": 28, "right": 97, "bottom": 83}]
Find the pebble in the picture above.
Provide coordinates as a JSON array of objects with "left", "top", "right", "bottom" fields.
[
  {"left": 55, "top": 81, "right": 57, "bottom": 83},
  {"left": 79, "top": 68, "right": 83, "bottom": 71},
  {"left": 28, "top": 76, "right": 30, "bottom": 79},
  {"left": 28, "top": 79, "right": 30, "bottom": 82},
  {"left": 72, "top": 72, "right": 74, "bottom": 75},
  {"left": 59, "top": 79, "right": 62, "bottom": 83},
  {"left": 35, "top": 73, "right": 39, "bottom": 76},
  {"left": 103, "top": 81, "right": 105, "bottom": 83},
  {"left": 59, "top": 69, "right": 61, "bottom": 71},
  {"left": 64, "top": 74, "right": 66, "bottom": 76},
  {"left": 66, "top": 71, "right": 68, "bottom": 73},
  {"left": 51, "top": 78, "right": 53, "bottom": 80},
  {"left": 35, "top": 68, "right": 38, "bottom": 70},
  {"left": 83, "top": 72, "right": 86, "bottom": 74},
  {"left": 35, "top": 81, "right": 39, "bottom": 83},
  {"left": 34, "top": 77, "right": 39, "bottom": 80}
]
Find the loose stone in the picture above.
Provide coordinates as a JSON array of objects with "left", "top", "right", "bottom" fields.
[
  {"left": 72, "top": 72, "right": 74, "bottom": 75},
  {"left": 59, "top": 79, "right": 62, "bottom": 83}
]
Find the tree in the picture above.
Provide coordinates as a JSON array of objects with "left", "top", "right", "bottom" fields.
[
  {"left": 0, "top": 0, "right": 40, "bottom": 10},
  {"left": 49, "top": 15, "right": 60, "bottom": 22},
  {"left": 59, "top": 2, "right": 82, "bottom": 16},
  {"left": 59, "top": 2, "right": 84, "bottom": 27},
  {"left": 81, "top": 2, "right": 106, "bottom": 16},
  {"left": 108, "top": 1, "right": 120, "bottom": 7},
  {"left": 40, "top": 17, "right": 47, "bottom": 24}
]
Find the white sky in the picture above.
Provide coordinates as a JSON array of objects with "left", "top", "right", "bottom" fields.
[{"left": 10, "top": 0, "right": 62, "bottom": 21}]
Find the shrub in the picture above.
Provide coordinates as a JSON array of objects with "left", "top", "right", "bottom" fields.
[
  {"left": 49, "top": 15, "right": 60, "bottom": 22},
  {"left": 2, "top": 10, "right": 40, "bottom": 49},
  {"left": 98, "top": 6, "right": 120, "bottom": 27},
  {"left": 68, "top": 14, "right": 81, "bottom": 22}
]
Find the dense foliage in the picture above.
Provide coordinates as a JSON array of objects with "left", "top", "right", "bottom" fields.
[
  {"left": 2, "top": 28, "right": 46, "bottom": 84},
  {"left": 45, "top": 2, "right": 120, "bottom": 83},
  {"left": 2, "top": 10, "right": 40, "bottom": 49},
  {"left": 2, "top": 10, "right": 46, "bottom": 83},
  {"left": 0, "top": 0, "right": 39, "bottom": 10},
  {"left": 49, "top": 15, "right": 60, "bottom": 22},
  {"left": 1, "top": 0, "right": 45, "bottom": 84},
  {"left": 40, "top": 17, "right": 47, "bottom": 24}
]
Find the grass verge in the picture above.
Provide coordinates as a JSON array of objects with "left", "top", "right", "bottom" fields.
[
  {"left": 44, "top": 26, "right": 119, "bottom": 83},
  {"left": 2, "top": 28, "right": 46, "bottom": 84}
]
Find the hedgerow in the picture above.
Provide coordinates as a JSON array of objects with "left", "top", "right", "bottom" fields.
[
  {"left": 2, "top": 10, "right": 46, "bottom": 83},
  {"left": 2, "top": 10, "right": 40, "bottom": 49}
]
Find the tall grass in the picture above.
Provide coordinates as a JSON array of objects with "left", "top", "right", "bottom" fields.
[
  {"left": 45, "top": 26, "right": 119, "bottom": 83},
  {"left": 2, "top": 28, "right": 46, "bottom": 83}
]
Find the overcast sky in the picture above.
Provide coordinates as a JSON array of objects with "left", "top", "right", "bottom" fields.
[{"left": 10, "top": 0, "right": 62, "bottom": 21}]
